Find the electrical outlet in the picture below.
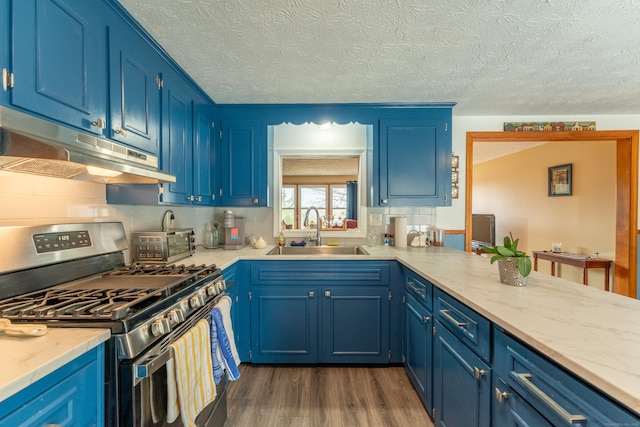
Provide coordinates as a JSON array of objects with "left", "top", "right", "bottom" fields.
[{"left": 369, "top": 213, "right": 382, "bottom": 226}]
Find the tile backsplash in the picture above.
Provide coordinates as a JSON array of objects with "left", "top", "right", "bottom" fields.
[{"left": 0, "top": 172, "right": 439, "bottom": 259}]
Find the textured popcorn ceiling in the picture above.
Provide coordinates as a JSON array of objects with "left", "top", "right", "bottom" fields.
[{"left": 118, "top": 0, "right": 640, "bottom": 115}]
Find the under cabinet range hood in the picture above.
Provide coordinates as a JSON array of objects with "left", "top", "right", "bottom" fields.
[{"left": 0, "top": 106, "right": 176, "bottom": 184}]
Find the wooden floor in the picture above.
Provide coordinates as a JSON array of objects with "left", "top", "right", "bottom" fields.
[{"left": 225, "top": 364, "right": 434, "bottom": 427}]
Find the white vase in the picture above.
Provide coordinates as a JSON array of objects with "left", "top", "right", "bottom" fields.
[{"left": 498, "top": 258, "right": 529, "bottom": 287}]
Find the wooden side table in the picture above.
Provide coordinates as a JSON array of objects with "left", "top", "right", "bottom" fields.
[{"left": 532, "top": 251, "right": 612, "bottom": 291}]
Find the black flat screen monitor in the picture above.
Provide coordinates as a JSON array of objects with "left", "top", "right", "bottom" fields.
[{"left": 472, "top": 214, "right": 495, "bottom": 248}]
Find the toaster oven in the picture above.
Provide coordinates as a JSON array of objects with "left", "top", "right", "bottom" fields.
[{"left": 132, "top": 228, "right": 195, "bottom": 263}]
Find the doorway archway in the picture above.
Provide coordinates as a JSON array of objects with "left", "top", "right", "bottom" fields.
[{"left": 465, "top": 130, "right": 638, "bottom": 298}]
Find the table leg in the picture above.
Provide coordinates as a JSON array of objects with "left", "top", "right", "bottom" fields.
[
  {"left": 583, "top": 268, "right": 588, "bottom": 286},
  {"left": 534, "top": 255, "right": 538, "bottom": 271},
  {"left": 551, "top": 262, "right": 556, "bottom": 277},
  {"left": 604, "top": 266, "right": 610, "bottom": 291}
]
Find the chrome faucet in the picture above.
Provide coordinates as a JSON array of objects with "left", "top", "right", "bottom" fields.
[{"left": 303, "top": 206, "right": 322, "bottom": 246}]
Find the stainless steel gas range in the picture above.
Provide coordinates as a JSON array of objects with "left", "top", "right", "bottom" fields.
[{"left": 0, "top": 222, "right": 228, "bottom": 426}]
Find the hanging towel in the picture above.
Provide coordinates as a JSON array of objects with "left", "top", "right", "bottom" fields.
[
  {"left": 209, "top": 295, "right": 241, "bottom": 381},
  {"left": 209, "top": 318, "right": 225, "bottom": 385},
  {"left": 167, "top": 319, "right": 217, "bottom": 427}
]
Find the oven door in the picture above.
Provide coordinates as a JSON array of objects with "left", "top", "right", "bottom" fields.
[{"left": 120, "top": 296, "right": 227, "bottom": 427}]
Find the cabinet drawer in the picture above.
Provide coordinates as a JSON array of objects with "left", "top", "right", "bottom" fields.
[
  {"left": 404, "top": 269, "right": 433, "bottom": 310},
  {"left": 494, "top": 329, "right": 640, "bottom": 426},
  {"left": 250, "top": 261, "right": 390, "bottom": 286},
  {"left": 434, "top": 288, "right": 490, "bottom": 362}
]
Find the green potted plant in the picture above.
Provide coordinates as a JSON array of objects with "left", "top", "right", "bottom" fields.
[{"left": 483, "top": 234, "right": 532, "bottom": 286}]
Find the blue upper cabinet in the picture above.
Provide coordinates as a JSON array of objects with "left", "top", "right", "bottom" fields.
[
  {"left": 193, "top": 101, "right": 218, "bottom": 205},
  {"left": 220, "top": 119, "right": 266, "bottom": 206},
  {"left": 108, "top": 18, "right": 161, "bottom": 155},
  {"left": 9, "top": 0, "right": 108, "bottom": 135},
  {"left": 376, "top": 117, "right": 451, "bottom": 206},
  {"left": 160, "top": 67, "right": 217, "bottom": 206},
  {"left": 0, "top": 1, "right": 10, "bottom": 105},
  {"left": 158, "top": 68, "right": 194, "bottom": 204}
]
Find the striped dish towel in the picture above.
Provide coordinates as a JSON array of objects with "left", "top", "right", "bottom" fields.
[
  {"left": 210, "top": 295, "right": 241, "bottom": 381},
  {"left": 167, "top": 319, "right": 217, "bottom": 426}
]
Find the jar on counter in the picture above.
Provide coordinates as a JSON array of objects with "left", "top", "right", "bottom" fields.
[{"left": 389, "top": 233, "right": 395, "bottom": 246}]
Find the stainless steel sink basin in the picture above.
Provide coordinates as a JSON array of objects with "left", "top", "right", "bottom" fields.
[{"left": 266, "top": 245, "right": 370, "bottom": 256}]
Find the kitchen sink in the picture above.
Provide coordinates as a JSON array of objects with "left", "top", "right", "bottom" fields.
[{"left": 266, "top": 245, "right": 370, "bottom": 256}]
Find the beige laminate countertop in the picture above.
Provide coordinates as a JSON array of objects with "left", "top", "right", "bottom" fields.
[
  {"left": 193, "top": 244, "right": 640, "bottom": 415},
  {"left": 0, "top": 327, "right": 110, "bottom": 402}
]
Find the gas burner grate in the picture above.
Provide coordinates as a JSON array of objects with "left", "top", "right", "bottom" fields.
[
  {"left": 0, "top": 287, "right": 166, "bottom": 320},
  {"left": 108, "top": 263, "right": 214, "bottom": 276}
]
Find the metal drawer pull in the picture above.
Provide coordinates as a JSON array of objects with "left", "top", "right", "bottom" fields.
[
  {"left": 473, "top": 366, "right": 486, "bottom": 379},
  {"left": 422, "top": 315, "right": 430, "bottom": 324},
  {"left": 407, "top": 281, "right": 425, "bottom": 293},
  {"left": 308, "top": 291, "right": 315, "bottom": 298},
  {"left": 514, "top": 373, "right": 586, "bottom": 425},
  {"left": 439, "top": 309, "right": 467, "bottom": 328},
  {"left": 324, "top": 291, "right": 331, "bottom": 297},
  {"left": 494, "top": 387, "right": 509, "bottom": 403}
]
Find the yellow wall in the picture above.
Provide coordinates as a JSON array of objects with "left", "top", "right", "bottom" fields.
[{"left": 473, "top": 140, "right": 616, "bottom": 289}]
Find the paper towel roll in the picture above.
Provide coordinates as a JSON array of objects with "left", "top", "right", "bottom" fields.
[{"left": 394, "top": 217, "right": 407, "bottom": 247}]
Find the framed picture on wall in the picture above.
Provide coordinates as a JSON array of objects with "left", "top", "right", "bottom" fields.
[{"left": 548, "top": 163, "right": 572, "bottom": 196}]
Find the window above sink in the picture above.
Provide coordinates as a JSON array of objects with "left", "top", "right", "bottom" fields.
[{"left": 271, "top": 122, "right": 371, "bottom": 239}]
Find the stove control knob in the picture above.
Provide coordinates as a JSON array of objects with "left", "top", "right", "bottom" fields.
[
  {"left": 217, "top": 280, "right": 227, "bottom": 292},
  {"left": 206, "top": 283, "right": 216, "bottom": 296},
  {"left": 190, "top": 295, "right": 204, "bottom": 309},
  {"left": 151, "top": 317, "right": 171, "bottom": 337},
  {"left": 168, "top": 309, "right": 185, "bottom": 325}
]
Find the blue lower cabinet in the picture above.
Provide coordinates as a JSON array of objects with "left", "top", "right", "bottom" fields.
[
  {"left": 248, "top": 261, "right": 394, "bottom": 364},
  {"left": 320, "top": 287, "right": 389, "bottom": 364},
  {"left": 405, "top": 293, "right": 433, "bottom": 412},
  {"left": 433, "top": 321, "right": 491, "bottom": 427},
  {"left": 0, "top": 344, "right": 105, "bottom": 427},
  {"left": 250, "top": 286, "right": 319, "bottom": 363},
  {"left": 493, "top": 328, "right": 640, "bottom": 427}
]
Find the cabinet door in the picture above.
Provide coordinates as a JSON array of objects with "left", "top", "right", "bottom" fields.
[
  {"left": 220, "top": 119, "right": 266, "bottom": 206},
  {"left": 433, "top": 321, "right": 491, "bottom": 427},
  {"left": 11, "top": 0, "right": 107, "bottom": 134},
  {"left": 109, "top": 22, "right": 160, "bottom": 154},
  {"left": 193, "top": 101, "right": 217, "bottom": 206},
  {"left": 378, "top": 119, "right": 450, "bottom": 206},
  {"left": 159, "top": 69, "right": 194, "bottom": 204},
  {"left": 0, "top": 0, "right": 8, "bottom": 105},
  {"left": 405, "top": 294, "right": 433, "bottom": 412},
  {"left": 250, "top": 287, "right": 318, "bottom": 363},
  {"left": 0, "top": 344, "right": 104, "bottom": 426},
  {"left": 320, "top": 286, "right": 389, "bottom": 364}
]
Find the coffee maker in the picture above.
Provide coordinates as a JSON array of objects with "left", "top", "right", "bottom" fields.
[{"left": 223, "top": 210, "right": 246, "bottom": 250}]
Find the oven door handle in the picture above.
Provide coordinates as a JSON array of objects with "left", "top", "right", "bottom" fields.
[{"left": 134, "top": 347, "right": 173, "bottom": 379}]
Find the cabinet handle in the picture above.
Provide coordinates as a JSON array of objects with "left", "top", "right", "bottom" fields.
[
  {"left": 513, "top": 373, "right": 586, "bottom": 425},
  {"left": 91, "top": 118, "right": 106, "bottom": 129},
  {"left": 188, "top": 195, "right": 195, "bottom": 201},
  {"left": 494, "top": 387, "right": 509, "bottom": 403},
  {"left": 252, "top": 198, "right": 259, "bottom": 204},
  {"left": 114, "top": 127, "right": 127, "bottom": 137},
  {"left": 439, "top": 309, "right": 467, "bottom": 328},
  {"left": 197, "top": 196, "right": 202, "bottom": 201},
  {"left": 324, "top": 291, "right": 331, "bottom": 297},
  {"left": 422, "top": 315, "right": 430, "bottom": 324},
  {"left": 473, "top": 366, "right": 486, "bottom": 380},
  {"left": 308, "top": 291, "right": 315, "bottom": 298},
  {"left": 407, "top": 281, "right": 424, "bottom": 294},
  {"left": 381, "top": 198, "right": 388, "bottom": 204}
]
